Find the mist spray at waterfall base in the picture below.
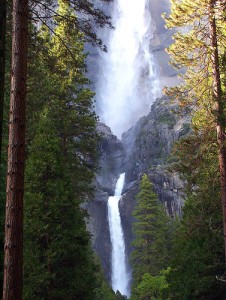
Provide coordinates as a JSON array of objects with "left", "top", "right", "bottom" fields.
[
  {"left": 108, "top": 173, "right": 130, "bottom": 297},
  {"left": 96, "top": 0, "right": 161, "bottom": 138}
]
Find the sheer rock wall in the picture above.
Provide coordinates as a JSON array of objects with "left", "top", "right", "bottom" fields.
[
  {"left": 85, "top": 0, "right": 187, "bottom": 282},
  {"left": 86, "top": 96, "right": 190, "bottom": 281}
]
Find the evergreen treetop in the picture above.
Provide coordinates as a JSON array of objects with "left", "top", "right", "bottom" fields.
[{"left": 131, "top": 174, "right": 170, "bottom": 292}]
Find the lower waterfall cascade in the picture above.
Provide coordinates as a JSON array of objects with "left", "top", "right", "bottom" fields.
[{"left": 108, "top": 173, "right": 130, "bottom": 297}]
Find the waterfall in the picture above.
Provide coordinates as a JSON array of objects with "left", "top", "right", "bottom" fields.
[
  {"left": 108, "top": 173, "right": 130, "bottom": 297},
  {"left": 96, "top": 0, "right": 161, "bottom": 138}
]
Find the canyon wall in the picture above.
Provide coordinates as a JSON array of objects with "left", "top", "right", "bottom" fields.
[
  {"left": 85, "top": 0, "right": 187, "bottom": 281},
  {"left": 85, "top": 95, "right": 190, "bottom": 281}
]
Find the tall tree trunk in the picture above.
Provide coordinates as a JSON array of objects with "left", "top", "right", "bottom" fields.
[
  {"left": 0, "top": 0, "right": 7, "bottom": 164},
  {"left": 3, "top": 0, "right": 28, "bottom": 299},
  {"left": 209, "top": 0, "right": 226, "bottom": 267}
]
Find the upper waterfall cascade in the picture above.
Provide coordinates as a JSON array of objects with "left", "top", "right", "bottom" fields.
[
  {"left": 96, "top": 0, "right": 161, "bottom": 138},
  {"left": 108, "top": 173, "right": 130, "bottom": 297}
]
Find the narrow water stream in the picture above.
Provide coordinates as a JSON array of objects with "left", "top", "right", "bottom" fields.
[{"left": 108, "top": 173, "right": 130, "bottom": 297}]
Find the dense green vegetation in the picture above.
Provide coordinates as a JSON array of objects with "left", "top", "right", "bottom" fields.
[
  {"left": 130, "top": 174, "right": 171, "bottom": 300},
  {"left": 163, "top": 1, "right": 226, "bottom": 297},
  {"left": 130, "top": 138, "right": 225, "bottom": 299},
  {"left": 167, "top": 134, "right": 225, "bottom": 299},
  {"left": 23, "top": 3, "right": 101, "bottom": 298}
]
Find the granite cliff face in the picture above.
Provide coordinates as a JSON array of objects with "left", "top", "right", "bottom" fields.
[
  {"left": 84, "top": 0, "right": 187, "bottom": 283},
  {"left": 119, "top": 96, "right": 190, "bottom": 259},
  {"left": 84, "top": 122, "right": 125, "bottom": 282},
  {"left": 95, "top": 122, "right": 125, "bottom": 194},
  {"left": 85, "top": 96, "right": 190, "bottom": 281},
  {"left": 122, "top": 96, "right": 189, "bottom": 197}
]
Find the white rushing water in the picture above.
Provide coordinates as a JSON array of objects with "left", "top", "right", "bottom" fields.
[
  {"left": 108, "top": 173, "right": 130, "bottom": 297},
  {"left": 96, "top": 0, "right": 161, "bottom": 138}
]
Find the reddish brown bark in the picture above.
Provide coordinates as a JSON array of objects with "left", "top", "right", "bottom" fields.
[
  {"left": 209, "top": 0, "right": 226, "bottom": 266},
  {"left": 0, "top": 0, "right": 7, "bottom": 163},
  {"left": 3, "top": 0, "right": 28, "bottom": 299}
]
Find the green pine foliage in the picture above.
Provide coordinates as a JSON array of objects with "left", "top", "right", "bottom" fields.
[
  {"left": 26, "top": 1, "right": 99, "bottom": 200},
  {"left": 93, "top": 257, "right": 122, "bottom": 300},
  {"left": 24, "top": 107, "right": 99, "bottom": 299},
  {"left": 23, "top": 1, "right": 105, "bottom": 298},
  {"left": 162, "top": 1, "right": 226, "bottom": 298},
  {"left": 94, "top": 278, "right": 117, "bottom": 300},
  {"left": 132, "top": 269, "right": 170, "bottom": 300},
  {"left": 163, "top": 0, "right": 226, "bottom": 126},
  {"left": 131, "top": 174, "right": 171, "bottom": 298},
  {"left": 167, "top": 132, "right": 226, "bottom": 299}
]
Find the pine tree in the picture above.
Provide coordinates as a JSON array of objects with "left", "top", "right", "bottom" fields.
[
  {"left": 31, "top": 0, "right": 111, "bottom": 50},
  {"left": 24, "top": 107, "right": 98, "bottom": 299},
  {"left": 46, "top": 0, "right": 99, "bottom": 197},
  {"left": 132, "top": 269, "right": 170, "bottom": 300},
  {"left": 93, "top": 256, "right": 120, "bottom": 300},
  {"left": 3, "top": 1, "right": 28, "bottom": 299},
  {"left": 23, "top": 1, "right": 101, "bottom": 298},
  {"left": 167, "top": 132, "right": 226, "bottom": 299},
  {"left": 0, "top": 5, "right": 12, "bottom": 295},
  {"left": 164, "top": 0, "right": 226, "bottom": 266},
  {"left": 2, "top": 0, "right": 110, "bottom": 298},
  {"left": 0, "top": 0, "right": 6, "bottom": 162},
  {"left": 131, "top": 174, "right": 170, "bottom": 292}
]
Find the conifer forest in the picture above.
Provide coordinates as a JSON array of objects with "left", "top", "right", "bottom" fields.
[{"left": 0, "top": 0, "right": 226, "bottom": 299}]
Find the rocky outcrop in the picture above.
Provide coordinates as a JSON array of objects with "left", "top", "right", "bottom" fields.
[
  {"left": 96, "top": 122, "right": 125, "bottom": 194},
  {"left": 118, "top": 96, "right": 190, "bottom": 259},
  {"left": 85, "top": 96, "right": 190, "bottom": 282},
  {"left": 84, "top": 0, "right": 114, "bottom": 90},
  {"left": 84, "top": 122, "right": 125, "bottom": 282},
  {"left": 122, "top": 96, "right": 190, "bottom": 183},
  {"left": 85, "top": 189, "right": 111, "bottom": 281},
  {"left": 148, "top": 0, "right": 180, "bottom": 88},
  {"left": 119, "top": 166, "right": 185, "bottom": 259}
]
